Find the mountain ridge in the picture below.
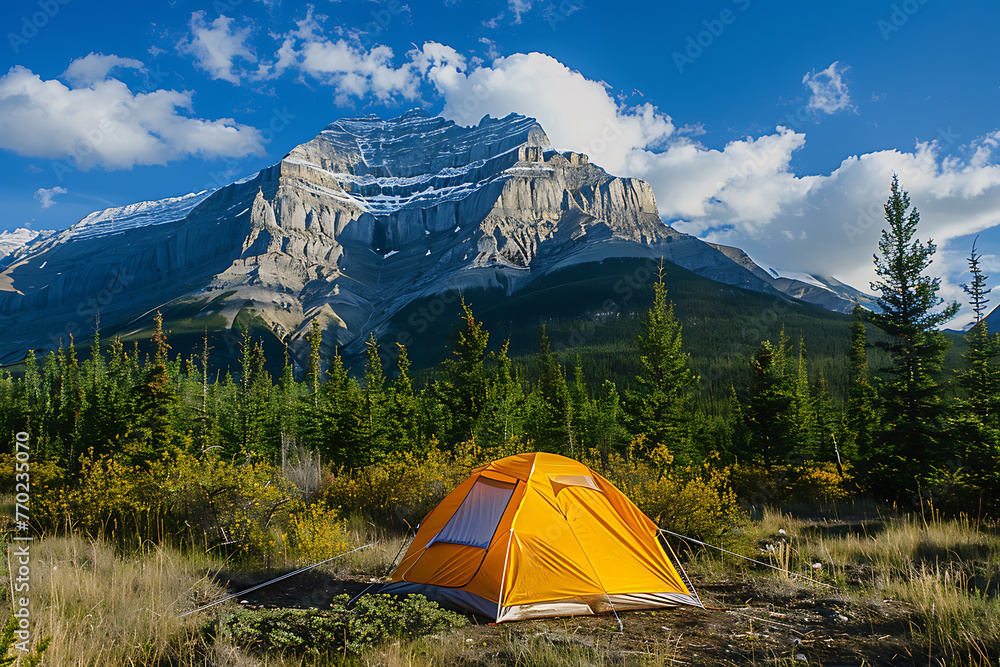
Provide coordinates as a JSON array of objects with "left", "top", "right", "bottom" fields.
[{"left": 0, "top": 110, "right": 870, "bottom": 366}]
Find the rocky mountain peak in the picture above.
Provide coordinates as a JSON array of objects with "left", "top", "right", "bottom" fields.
[{"left": 0, "top": 110, "right": 859, "bottom": 366}]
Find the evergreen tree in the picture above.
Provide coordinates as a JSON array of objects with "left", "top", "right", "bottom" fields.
[
  {"left": 358, "top": 334, "right": 391, "bottom": 463},
  {"left": 479, "top": 339, "right": 526, "bottom": 447},
  {"left": 844, "top": 306, "right": 877, "bottom": 460},
  {"left": 389, "top": 344, "right": 420, "bottom": 453},
  {"left": 316, "top": 348, "right": 362, "bottom": 467},
  {"left": 869, "top": 176, "right": 959, "bottom": 488},
  {"left": 632, "top": 267, "right": 698, "bottom": 466},
  {"left": 435, "top": 300, "right": 490, "bottom": 446},
  {"left": 129, "top": 313, "right": 177, "bottom": 462},
  {"left": 591, "top": 380, "right": 630, "bottom": 472},
  {"left": 743, "top": 335, "right": 797, "bottom": 466},
  {"left": 529, "top": 326, "right": 574, "bottom": 455},
  {"left": 789, "top": 335, "right": 819, "bottom": 461},
  {"left": 306, "top": 319, "right": 322, "bottom": 407},
  {"left": 954, "top": 239, "right": 1000, "bottom": 489}
]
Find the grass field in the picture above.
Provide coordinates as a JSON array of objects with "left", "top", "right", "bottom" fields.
[{"left": 3, "top": 499, "right": 998, "bottom": 666}]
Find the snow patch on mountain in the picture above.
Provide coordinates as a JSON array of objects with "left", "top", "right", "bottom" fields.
[
  {"left": 768, "top": 268, "right": 833, "bottom": 292},
  {"left": 0, "top": 228, "right": 49, "bottom": 258},
  {"left": 63, "top": 190, "right": 215, "bottom": 241}
]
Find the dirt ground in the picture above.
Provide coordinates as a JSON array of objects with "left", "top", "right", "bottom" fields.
[{"left": 220, "top": 566, "right": 930, "bottom": 666}]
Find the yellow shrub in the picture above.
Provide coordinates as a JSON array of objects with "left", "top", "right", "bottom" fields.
[
  {"left": 591, "top": 448, "right": 748, "bottom": 546},
  {"left": 287, "top": 503, "right": 351, "bottom": 561},
  {"left": 729, "top": 461, "right": 852, "bottom": 504},
  {"left": 323, "top": 437, "right": 531, "bottom": 527}
]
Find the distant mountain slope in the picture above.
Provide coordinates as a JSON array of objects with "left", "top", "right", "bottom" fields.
[
  {"left": 708, "top": 243, "right": 878, "bottom": 313},
  {"left": 0, "top": 110, "right": 869, "bottom": 367}
]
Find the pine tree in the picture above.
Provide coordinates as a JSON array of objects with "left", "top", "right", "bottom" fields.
[
  {"left": 869, "top": 176, "right": 959, "bottom": 487},
  {"left": 359, "top": 334, "right": 391, "bottom": 463},
  {"left": 306, "top": 319, "right": 323, "bottom": 407},
  {"left": 530, "top": 326, "right": 574, "bottom": 455},
  {"left": 435, "top": 299, "right": 490, "bottom": 446},
  {"left": 844, "top": 306, "right": 877, "bottom": 460},
  {"left": 390, "top": 343, "right": 420, "bottom": 452},
  {"left": 316, "top": 348, "right": 362, "bottom": 467},
  {"left": 479, "top": 339, "right": 526, "bottom": 447},
  {"left": 954, "top": 239, "right": 1000, "bottom": 487},
  {"left": 789, "top": 335, "right": 819, "bottom": 462},
  {"left": 632, "top": 265, "right": 698, "bottom": 466},
  {"left": 743, "top": 335, "right": 797, "bottom": 466}
]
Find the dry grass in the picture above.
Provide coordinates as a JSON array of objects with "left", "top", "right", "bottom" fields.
[
  {"left": 13, "top": 534, "right": 223, "bottom": 666},
  {"left": 361, "top": 626, "right": 682, "bottom": 667},
  {"left": 4, "top": 499, "right": 1000, "bottom": 666},
  {"left": 708, "top": 505, "right": 1000, "bottom": 664}
]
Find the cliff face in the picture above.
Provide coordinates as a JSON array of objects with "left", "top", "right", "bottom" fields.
[{"left": 0, "top": 110, "right": 791, "bottom": 364}]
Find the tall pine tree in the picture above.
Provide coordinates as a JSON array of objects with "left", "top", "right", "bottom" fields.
[
  {"left": 632, "top": 265, "right": 698, "bottom": 466},
  {"left": 869, "top": 176, "right": 959, "bottom": 490},
  {"left": 954, "top": 238, "right": 1000, "bottom": 490}
]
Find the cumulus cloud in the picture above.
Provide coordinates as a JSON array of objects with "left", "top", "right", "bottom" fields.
[
  {"left": 177, "top": 12, "right": 256, "bottom": 84},
  {"left": 62, "top": 53, "right": 145, "bottom": 87},
  {"left": 803, "top": 61, "right": 852, "bottom": 115},
  {"left": 0, "top": 64, "right": 266, "bottom": 171},
  {"left": 34, "top": 186, "right": 67, "bottom": 209},
  {"left": 430, "top": 52, "right": 674, "bottom": 175},
  {"left": 418, "top": 48, "right": 1000, "bottom": 322},
  {"left": 254, "top": 10, "right": 454, "bottom": 104}
]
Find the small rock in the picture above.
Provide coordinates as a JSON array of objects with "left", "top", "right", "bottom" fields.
[{"left": 836, "top": 614, "right": 849, "bottom": 622}]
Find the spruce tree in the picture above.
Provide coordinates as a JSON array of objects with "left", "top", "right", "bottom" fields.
[
  {"left": 435, "top": 299, "right": 490, "bottom": 446},
  {"left": 744, "top": 334, "right": 797, "bottom": 466},
  {"left": 845, "top": 306, "right": 877, "bottom": 460},
  {"left": 954, "top": 239, "right": 1000, "bottom": 488},
  {"left": 869, "top": 176, "right": 959, "bottom": 487},
  {"left": 632, "top": 265, "right": 698, "bottom": 466},
  {"left": 530, "top": 326, "right": 574, "bottom": 455}
]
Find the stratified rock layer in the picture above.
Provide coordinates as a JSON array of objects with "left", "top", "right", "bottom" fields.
[{"left": 0, "top": 110, "right": 826, "bottom": 364}]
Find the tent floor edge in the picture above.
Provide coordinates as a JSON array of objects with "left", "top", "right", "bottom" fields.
[{"left": 498, "top": 592, "right": 702, "bottom": 623}]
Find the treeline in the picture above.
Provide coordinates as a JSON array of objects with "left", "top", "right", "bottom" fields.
[{"left": 1, "top": 177, "right": 998, "bottom": 513}]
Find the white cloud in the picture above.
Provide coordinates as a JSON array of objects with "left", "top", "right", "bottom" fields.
[
  {"left": 418, "top": 48, "right": 1000, "bottom": 322},
  {"left": 0, "top": 65, "right": 266, "bottom": 171},
  {"left": 431, "top": 52, "right": 674, "bottom": 175},
  {"left": 802, "top": 61, "right": 852, "bottom": 115},
  {"left": 255, "top": 10, "right": 447, "bottom": 104},
  {"left": 62, "top": 53, "right": 145, "bottom": 87},
  {"left": 509, "top": 0, "right": 534, "bottom": 23},
  {"left": 33, "top": 186, "right": 67, "bottom": 209},
  {"left": 177, "top": 12, "right": 257, "bottom": 84}
]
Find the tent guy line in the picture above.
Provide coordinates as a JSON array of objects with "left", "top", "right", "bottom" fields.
[
  {"left": 657, "top": 528, "right": 837, "bottom": 589},
  {"left": 175, "top": 542, "right": 376, "bottom": 619}
]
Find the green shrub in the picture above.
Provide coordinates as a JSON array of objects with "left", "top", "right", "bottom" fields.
[
  {"left": 348, "top": 594, "right": 467, "bottom": 652},
  {"left": 219, "top": 593, "right": 467, "bottom": 656}
]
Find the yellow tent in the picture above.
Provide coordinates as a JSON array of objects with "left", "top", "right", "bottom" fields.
[{"left": 381, "top": 452, "right": 701, "bottom": 622}]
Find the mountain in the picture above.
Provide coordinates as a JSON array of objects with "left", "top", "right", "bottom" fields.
[
  {"left": 707, "top": 243, "right": 878, "bottom": 313},
  {"left": 0, "top": 110, "right": 869, "bottom": 367},
  {"left": 0, "top": 228, "right": 52, "bottom": 260}
]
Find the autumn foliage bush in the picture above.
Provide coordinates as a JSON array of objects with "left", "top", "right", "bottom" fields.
[
  {"left": 0, "top": 446, "right": 350, "bottom": 567},
  {"left": 729, "top": 460, "right": 853, "bottom": 504},
  {"left": 591, "top": 440, "right": 749, "bottom": 547}
]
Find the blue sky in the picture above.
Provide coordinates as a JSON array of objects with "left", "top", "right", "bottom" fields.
[{"left": 2, "top": 0, "right": 1000, "bottom": 319}]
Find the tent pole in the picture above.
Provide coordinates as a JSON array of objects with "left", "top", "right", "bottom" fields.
[{"left": 496, "top": 529, "right": 515, "bottom": 622}]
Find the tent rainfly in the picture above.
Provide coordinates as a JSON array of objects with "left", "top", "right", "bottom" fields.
[{"left": 381, "top": 452, "right": 702, "bottom": 622}]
